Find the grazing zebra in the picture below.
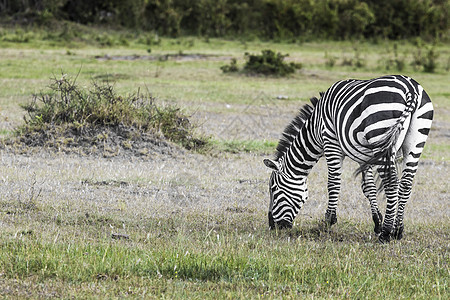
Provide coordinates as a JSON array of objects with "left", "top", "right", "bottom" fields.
[{"left": 264, "top": 75, "right": 433, "bottom": 243}]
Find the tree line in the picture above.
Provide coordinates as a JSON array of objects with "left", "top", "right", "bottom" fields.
[{"left": 1, "top": 0, "right": 448, "bottom": 40}]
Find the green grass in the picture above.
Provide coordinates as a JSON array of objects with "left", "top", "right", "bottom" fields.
[
  {"left": 0, "top": 26, "right": 448, "bottom": 298},
  {"left": 422, "top": 142, "right": 450, "bottom": 162},
  {"left": 0, "top": 31, "right": 449, "bottom": 110},
  {"left": 16, "top": 74, "right": 206, "bottom": 150},
  {"left": 1, "top": 212, "right": 448, "bottom": 298}
]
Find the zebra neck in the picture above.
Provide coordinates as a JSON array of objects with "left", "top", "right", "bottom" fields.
[{"left": 282, "top": 124, "right": 322, "bottom": 178}]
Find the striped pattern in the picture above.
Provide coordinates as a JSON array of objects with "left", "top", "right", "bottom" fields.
[{"left": 264, "top": 75, "right": 433, "bottom": 242}]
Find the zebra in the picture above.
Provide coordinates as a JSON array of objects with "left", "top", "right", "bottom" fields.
[{"left": 263, "top": 75, "right": 433, "bottom": 243}]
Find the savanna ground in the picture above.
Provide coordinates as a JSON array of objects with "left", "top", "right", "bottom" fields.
[{"left": 0, "top": 29, "right": 448, "bottom": 298}]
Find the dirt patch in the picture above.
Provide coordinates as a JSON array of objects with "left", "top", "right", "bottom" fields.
[
  {"left": 95, "top": 53, "right": 229, "bottom": 62},
  {"left": 2, "top": 124, "right": 184, "bottom": 159}
]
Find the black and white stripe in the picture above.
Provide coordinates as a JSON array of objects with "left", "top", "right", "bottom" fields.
[{"left": 264, "top": 75, "right": 433, "bottom": 242}]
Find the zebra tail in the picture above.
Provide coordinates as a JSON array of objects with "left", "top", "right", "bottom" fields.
[{"left": 355, "top": 92, "right": 418, "bottom": 177}]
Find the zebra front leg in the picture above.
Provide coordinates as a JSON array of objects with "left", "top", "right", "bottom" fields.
[
  {"left": 324, "top": 160, "right": 343, "bottom": 227},
  {"left": 377, "top": 161, "right": 399, "bottom": 243},
  {"left": 361, "top": 166, "right": 383, "bottom": 234}
]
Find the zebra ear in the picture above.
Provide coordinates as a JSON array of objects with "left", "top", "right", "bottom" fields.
[{"left": 263, "top": 159, "right": 280, "bottom": 171}]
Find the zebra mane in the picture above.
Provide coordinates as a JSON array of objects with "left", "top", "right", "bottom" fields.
[{"left": 274, "top": 95, "right": 320, "bottom": 160}]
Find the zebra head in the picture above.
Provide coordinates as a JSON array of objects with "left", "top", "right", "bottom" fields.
[{"left": 264, "top": 158, "right": 308, "bottom": 230}]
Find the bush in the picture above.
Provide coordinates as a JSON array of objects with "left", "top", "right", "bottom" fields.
[
  {"left": 411, "top": 42, "right": 439, "bottom": 73},
  {"left": 243, "top": 49, "right": 301, "bottom": 76},
  {"left": 377, "top": 43, "right": 406, "bottom": 72},
  {"left": 423, "top": 46, "right": 439, "bottom": 73},
  {"left": 1, "top": 29, "right": 34, "bottom": 43},
  {"left": 1, "top": 0, "right": 448, "bottom": 40},
  {"left": 324, "top": 52, "right": 337, "bottom": 68},
  {"left": 339, "top": 47, "right": 366, "bottom": 69},
  {"left": 220, "top": 58, "right": 239, "bottom": 73},
  {"left": 220, "top": 50, "right": 301, "bottom": 76},
  {"left": 19, "top": 73, "right": 206, "bottom": 150}
]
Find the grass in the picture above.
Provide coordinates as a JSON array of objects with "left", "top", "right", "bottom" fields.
[
  {"left": 221, "top": 49, "right": 302, "bottom": 76},
  {"left": 16, "top": 74, "right": 206, "bottom": 151},
  {"left": 1, "top": 210, "right": 448, "bottom": 298},
  {"left": 422, "top": 142, "right": 450, "bottom": 162},
  {"left": 0, "top": 25, "right": 448, "bottom": 298}
]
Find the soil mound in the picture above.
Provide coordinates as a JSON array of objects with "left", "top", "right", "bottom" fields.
[
  {"left": 3, "top": 73, "right": 206, "bottom": 158},
  {"left": 3, "top": 123, "right": 183, "bottom": 158}
]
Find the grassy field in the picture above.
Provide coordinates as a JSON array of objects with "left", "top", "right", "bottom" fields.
[{"left": 0, "top": 28, "right": 448, "bottom": 298}]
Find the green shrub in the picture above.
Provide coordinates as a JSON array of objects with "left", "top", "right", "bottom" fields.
[
  {"left": 0, "top": 0, "right": 448, "bottom": 40},
  {"left": 411, "top": 42, "right": 439, "bottom": 73},
  {"left": 220, "top": 50, "right": 301, "bottom": 76},
  {"left": 340, "top": 47, "right": 366, "bottom": 69},
  {"left": 423, "top": 46, "right": 439, "bottom": 73},
  {"left": 1, "top": 29, "right": 33, "bottom": 43},
  {"left": 324, "top": 52, "right": 337, "bottom": 68},
  {"left": 243, "top": 49, "right": 301, "bottom": 76},
  {"left": 19, "top": 73, "right": 206, "bottom": 150},
  {"left": 220, "top": 58, "right": 239, "bottom": 73},
  {"left": 380, "top": 43, "right": 406, "bottom": 72}
]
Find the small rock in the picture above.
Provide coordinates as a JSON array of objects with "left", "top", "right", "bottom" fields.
[{"left": 111, "top": 233, "right": 130, "bottom": 240}]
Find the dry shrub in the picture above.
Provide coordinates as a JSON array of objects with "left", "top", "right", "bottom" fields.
[{"left": 14, "top": 72, "right": 206, "bottom": 154}]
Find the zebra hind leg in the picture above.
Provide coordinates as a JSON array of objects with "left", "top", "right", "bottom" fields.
[
  {"left": 392, "top": 147, "right": 426, "bottom": 240},
  {"left": 377, "top": 158, "right": 399, "bottom": 244},
  {"left": 391, "top": 96, "right": 433, "bottom": 240},
  {"left": 391, "top": 172, "right": 411, "bottom": 240},
  {"left": 361, "top": 166, "right": 383, "bottom": 234}
]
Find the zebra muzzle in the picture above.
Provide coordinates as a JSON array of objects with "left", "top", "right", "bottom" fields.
[{"left": 268, "top": 212, "right": 292, "bottom": 230}]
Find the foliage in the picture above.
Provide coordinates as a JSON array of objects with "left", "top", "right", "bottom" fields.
[
  {"left": 411, "top": 40, "right": 440, "bottom": 73},
  {"left": 339, "top": 47, "right": 367, "bottom": 69},
  {"left": 324, "top": 52, "right": 337, "bottom": 68},
  {"left": 221, "top": 50, "right": 301, "bottom": 76},
  {"left": 0, "top": 38, "right": 448, "bottom": 297},
  {"left": 0, "top": 0, "right": 448, "bottom": 40},
  {"left": 0, "top": 216, "right": 448, "bottom": 298},
  {"left": 19, "top": 73, "right": 205, "bottom": 150},
  {"left": 385, "top": 43, "right": 406, "bottom": 72},
  {"left": 422, "top": 46, "right": 439, "bottom": 73},
  {"left": 364, "top": 0, "right": 449, "bottom": 40},
  {"left": 243, "top": 50, "right": 301, "bottom": 76},
  {"left": 220, "top": 58, "right": 239, "bottom": 73}
]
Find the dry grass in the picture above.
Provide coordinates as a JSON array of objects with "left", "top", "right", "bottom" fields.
[
  {"left": 0, "top": 148, "right": 448, "bottom": 297},
  {"left": 0, "top": 36, "right": 448, "bottom": 298}
]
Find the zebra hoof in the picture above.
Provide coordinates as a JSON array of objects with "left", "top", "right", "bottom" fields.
[
  {"left": 392, "top": 225, "right": 404, "bottom": 240},
  {"left": 324, "top": 211, "right": 337, "bottom": 226},
  {"left": 372, "top": 211, "right": 383, "bottom": 234}
]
